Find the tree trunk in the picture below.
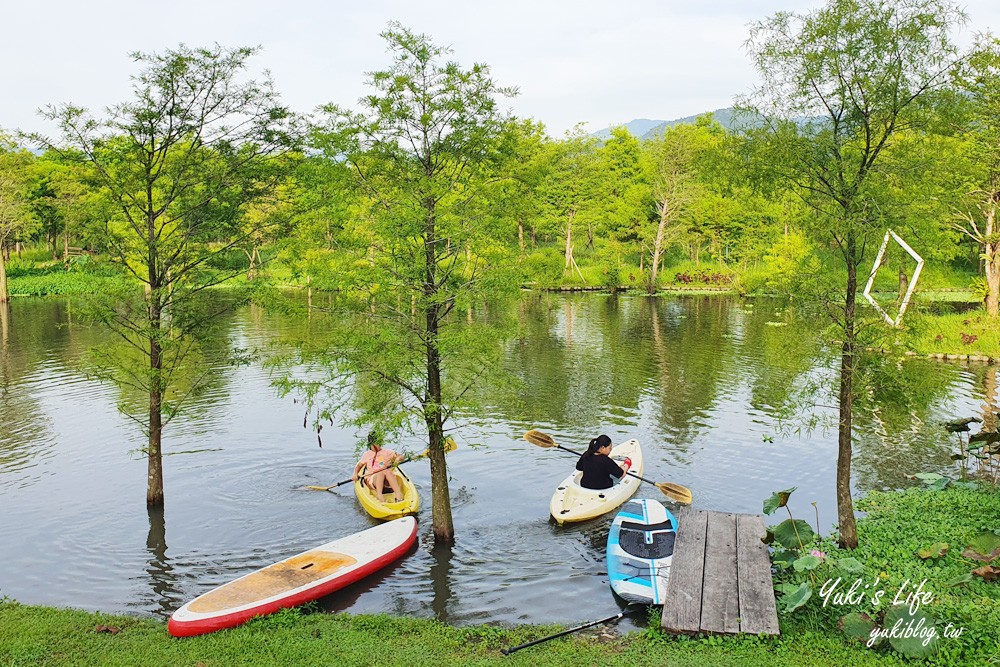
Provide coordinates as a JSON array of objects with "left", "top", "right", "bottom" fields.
[
  {"left": 0, "top": 247, "right": 8, "bottom": 304},
  {"left": 897, "top": 268, "right": 908, "bottom": 305},
  {"left": 564, "top": 211, "right": 575, "bottom": 270},
  {"left": 650, "top": 203, "right": 668, "bottom": 294},
  {"left": 147, "top": 309, "right": 165, "bottom": 508},
  {"left": 985, "top": 203, "right": 999, "bottom": 317},
  {"left": 986, "top": 241, "right": 999, "bottom": 318},
  {"left": 517, "top": 219, "right": 525, "bottom": 254},
  {"left": 837, "top": 235, "right": 859, "bottom": 550},
  {"left": 424, "top": 195, "right": 454, "bottom": 544}
]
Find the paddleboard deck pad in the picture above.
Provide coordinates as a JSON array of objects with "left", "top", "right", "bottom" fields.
[
  {"left": 168, "top": 516, "right": 417, "bottom": 637},
  {"left": 606, "top": 498, "right": 677, "bottom": 605}
]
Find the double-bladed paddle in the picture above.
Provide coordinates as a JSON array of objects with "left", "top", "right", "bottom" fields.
[
  {"left": 523, "top": 429, "right": 693, "bottom": 505},
  {"left": 500, "top": 603, "right": 644, "bottom": 655},
  {"left": 305, "top": 438, "right": 458, "bottom": 492}
]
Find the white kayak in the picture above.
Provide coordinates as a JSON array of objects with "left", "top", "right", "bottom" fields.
[
  {"left": 549, "top": 439, "right": 644, "bottom": 524},
  {"left": 168, "top": 516, "right": 417, "bottom": 637},
  {"left": 607, "top": 498, "right": 677, "bottom": 604}
]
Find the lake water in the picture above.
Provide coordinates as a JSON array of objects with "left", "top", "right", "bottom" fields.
[{"left": 0, "top": 293, "right": 988, "bottom": 629}]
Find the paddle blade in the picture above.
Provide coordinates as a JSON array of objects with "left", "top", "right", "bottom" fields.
[
  {"left": 444, "top": 437, "right": 458, "bottom": 453},
  {"left": 304, "top": 485, "right": 332, "bottom": 491},
  {"left": 524, "top": 430, "right": 556, "bottom": 448},
  {"left": 656, "top": 482, "right": 693, "bottom": 505}
]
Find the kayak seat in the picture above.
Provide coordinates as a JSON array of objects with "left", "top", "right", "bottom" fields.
[
  {"left": 619, "top": 527, "right": 676, "bottom": 559},
  {"left": 619, "top": 519, "right": 673, "bottom": 532}
]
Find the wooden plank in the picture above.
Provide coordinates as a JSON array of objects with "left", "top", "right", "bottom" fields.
[
  {"left": 736, "top": 514, "right": 780, "bottom": 635},
  {"left": 661, "top": 508, "right": 708, "bottom": 634},
  {"left": 700, "top": 512, "right": 739, "bottom": 634}
]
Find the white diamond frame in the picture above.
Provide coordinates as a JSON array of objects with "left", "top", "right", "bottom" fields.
[{"left": 862, "top": 229, "right": 924, "bottom": 328}]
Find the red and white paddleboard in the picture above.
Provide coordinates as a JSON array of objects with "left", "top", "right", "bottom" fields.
[{"left": 168, "top": 516, "right": 417, "bottom": 637}]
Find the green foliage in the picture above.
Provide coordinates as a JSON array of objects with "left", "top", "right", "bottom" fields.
[
  {"left": 884, "top": 604, "right": 940, "bottom": 658},
  {"left": 768, "top": 486, "right": 1000, "bottom": 665},
  {"left": 764, "top": 487, "right": 797, "bottom": 514},
  {"left": 772, "top": 519, "right": 818, "bottom": 551},
  {"left": 7, "top": 272, "right": 135, "bottom": 297},
  {"left": 778, "top": 581, "right": 814, "bottom": 613}
]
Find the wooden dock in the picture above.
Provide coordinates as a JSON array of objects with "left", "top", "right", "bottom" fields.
[{"left": 661, "top": 509, "right": 780, "bottom": 636}]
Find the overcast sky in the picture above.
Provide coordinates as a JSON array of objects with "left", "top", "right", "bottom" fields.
[{"left": 3, "top": 0, "right": 999, "bottom": 141}]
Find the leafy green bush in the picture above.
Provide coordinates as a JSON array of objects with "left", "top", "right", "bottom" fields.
[{"left": 521, "top": 248, "right": 564, "bottom": 288}]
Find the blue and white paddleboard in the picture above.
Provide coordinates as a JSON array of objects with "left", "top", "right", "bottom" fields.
[{"left": 606, "top": 498, "right": 677, "bottom": 605}]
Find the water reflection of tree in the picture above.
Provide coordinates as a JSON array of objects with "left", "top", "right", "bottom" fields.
[
  {"left": 644, "top": 296, "right": 732, "bottom": 453},
  {"left": 82, "top": 291, "right": 242, "bottom": 448},
  {"left": 735, "top": 300, "right": 823, "bottom": 418},
  {"left": 428, "top": 542, "right": 454, "bottom": 623},
  {"left": 0, "top": 300, "right": 105, "bottom": 480},
  {"left": 135, "top": 506, "right": 180, "bottom": 617},
  {"left": 495, "top": 294, "right": 736, "bottom": 456},
  {"left": 851, "top": 355, "right": 966, "bottom": 492},
  {"left": 980, "top": 365, "right": 998, "bottom": 433}
]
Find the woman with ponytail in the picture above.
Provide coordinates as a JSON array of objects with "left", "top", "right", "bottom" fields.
[{"left": 576, "top": 434, "right": 631, "bottom": 490}]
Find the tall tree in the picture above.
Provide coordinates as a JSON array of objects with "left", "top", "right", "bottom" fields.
[
  {"left": 536, "top": 131, "right": 601, "bottom": 282},
  {"left": 33, "top": 45, "right": 298, "bottom": 507},
  {"left": 742, "top": 0, "right": 966, "bottom": 548},
  {"left": 0, "top": 133, "right": 37, "bottom": 304},
  {"left": 643, "top": 121, "right": 719, "bottom": 293},
  {"left": 953, "top": 37, "right": 1000, "bottom": 316},
  {"left": 310, "top": 24, "right": 518, "bottom": 543},
  {"left": 596, "top": 127, "right": 651, "bottom": 276}
]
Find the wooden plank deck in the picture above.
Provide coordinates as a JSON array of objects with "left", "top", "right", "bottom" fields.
[{"left": 661, "top": 508, "right": 780, "bottom": 636}]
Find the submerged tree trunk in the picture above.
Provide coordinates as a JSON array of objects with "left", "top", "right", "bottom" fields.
[
  {"left": 424, "top": 197, "right": 455, "bottom": 543},
  {"left": 147, "top": 309, "right": 165, "bottom": 508},
  {"left": 837, "top": 236, "right": 859, "bottom": 550}
]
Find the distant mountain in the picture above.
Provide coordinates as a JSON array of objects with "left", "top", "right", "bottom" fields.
[
  {"left": 641, "top": 108, "right": 743, "bottom": 138},
  {"left": 590, "top": 118, "right": 668, "bottom": 140},
  {"left": 591, "top": 108, "right": 759, "bottom": 141}
]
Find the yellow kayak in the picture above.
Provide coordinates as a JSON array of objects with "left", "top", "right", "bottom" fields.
[{"left": 354, "top": 466, "right": 420, "bottom": 520}]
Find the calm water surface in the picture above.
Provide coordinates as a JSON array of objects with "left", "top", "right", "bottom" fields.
[{"left": 0, "top": 294, "right": 989, "bottom": 629}]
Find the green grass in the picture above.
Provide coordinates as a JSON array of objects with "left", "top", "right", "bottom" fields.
[
  {"left": 897, "top": 310, "right": 1000, "bottom": 357},
  {"left": 0, "top": 601, "right": 912, "bottom": 667}
]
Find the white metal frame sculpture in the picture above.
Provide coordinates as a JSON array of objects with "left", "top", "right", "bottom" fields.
[{"left": 862, "top": 229, "right": 924, "bottom": 328}]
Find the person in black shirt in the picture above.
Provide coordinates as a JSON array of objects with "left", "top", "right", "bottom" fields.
[{"left": 576, "top": 434, "right": 631, "bottom": 490}]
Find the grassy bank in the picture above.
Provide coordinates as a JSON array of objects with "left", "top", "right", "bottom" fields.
[
  {"left": 0, "top": 600, "right": 909, "bottom": 667},
  {"left": 3, "top": 486, "right": 997, "bottom": 666}
]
